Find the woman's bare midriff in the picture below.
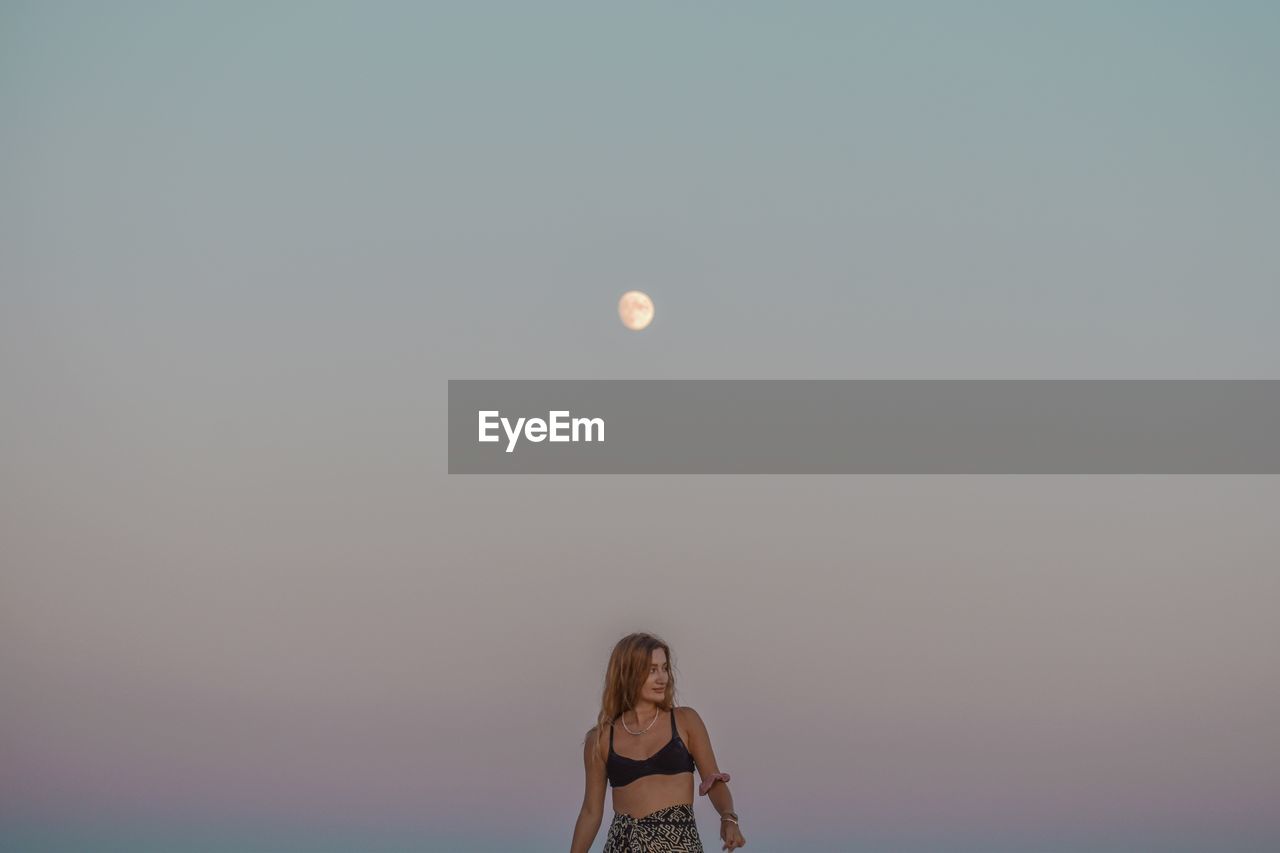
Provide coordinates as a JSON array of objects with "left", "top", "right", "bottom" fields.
[{"left": 611, "top": 771, "right": 694, "bottom": 819}]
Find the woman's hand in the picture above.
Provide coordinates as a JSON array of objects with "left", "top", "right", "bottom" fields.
[{"left": 720, "top": 818, "right": 746, "bottom": 850}]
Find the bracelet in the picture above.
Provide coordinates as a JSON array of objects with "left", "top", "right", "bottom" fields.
[{"left": 720, "top": 813, "right": 739, "bottom": 825}]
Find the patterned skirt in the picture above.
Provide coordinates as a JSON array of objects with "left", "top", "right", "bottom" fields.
[{"left": 602, "top": 803, "right": 703, "bottom": 853}]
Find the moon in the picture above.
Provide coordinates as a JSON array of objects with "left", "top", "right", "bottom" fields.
[{"left": 618, "top": 290, "right": 654, "bottom": 331}]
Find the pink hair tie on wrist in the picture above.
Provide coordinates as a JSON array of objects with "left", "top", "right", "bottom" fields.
[{"left": 698, "top": 772, "right": 730, "bottom": 796}]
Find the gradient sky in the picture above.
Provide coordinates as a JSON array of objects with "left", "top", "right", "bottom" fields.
[{"left": 2, "top": 2, "right": 1279, "bottom": 852}]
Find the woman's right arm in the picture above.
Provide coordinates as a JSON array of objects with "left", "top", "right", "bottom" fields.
[{"left": 569, "top": 727, "right": 607, "bottom": 853}]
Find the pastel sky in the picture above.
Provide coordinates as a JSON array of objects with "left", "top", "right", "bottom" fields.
[{"left": 2, "top": 2, "right": 1278, "bottom": 852}]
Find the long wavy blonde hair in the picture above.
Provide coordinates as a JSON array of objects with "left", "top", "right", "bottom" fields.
[{"left": 587, "top": 632, "right": 679, "bottom": 763}]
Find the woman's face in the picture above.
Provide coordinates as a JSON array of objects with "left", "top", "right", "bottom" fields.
[{"left": 642, "top": 647, "right": 670, "bottom": 702}]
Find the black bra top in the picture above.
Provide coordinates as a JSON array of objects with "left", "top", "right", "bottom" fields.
[{"left": 606, "top": 708, "right": 697, "bottom": 788}]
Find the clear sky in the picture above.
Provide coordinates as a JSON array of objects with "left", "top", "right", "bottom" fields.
[{"left": 2, "top": 2, "right": 1278, "bottom": 851}]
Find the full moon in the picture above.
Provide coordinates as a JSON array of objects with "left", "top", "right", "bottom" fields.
[{"left": 618, "top": 290, "right": 654, "bottom": 331}]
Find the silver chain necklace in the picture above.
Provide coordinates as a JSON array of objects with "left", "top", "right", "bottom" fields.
[{"left": 619, "top": 706, "right": 661, "bottom": 735}]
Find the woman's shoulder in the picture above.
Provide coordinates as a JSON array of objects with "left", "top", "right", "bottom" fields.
[
  {"left": 582, "top": 722, "right": 610, "bottom": 765},
  {"left": 584, "top": 717, "right": 615, "bottom": 743},
  {"left": 673, "top": 705, "right": 708, "bottom": 741},
  {"left": 673, "top": 705, "right": 703, "bottom": 738}
]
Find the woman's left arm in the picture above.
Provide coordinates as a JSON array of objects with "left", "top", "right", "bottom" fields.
[{"left": 680, "top": 707, "right": 746, "bottom": 850}]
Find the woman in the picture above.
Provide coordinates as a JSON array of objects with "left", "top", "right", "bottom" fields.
[{"left": 570, "top": 632, "right": 746, "bottom": 852}]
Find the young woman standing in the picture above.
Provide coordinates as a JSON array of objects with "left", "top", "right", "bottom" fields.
[{"left": 570, "top": 632, "right": 745, "bottom": 852}]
